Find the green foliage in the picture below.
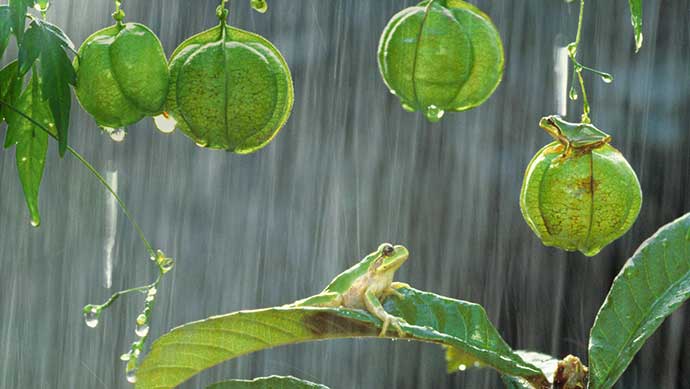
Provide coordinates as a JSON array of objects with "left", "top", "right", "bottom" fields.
[
  {"left": 5, "top": 73, "right": 52, "bottom": 226},
  {"left": 135, "top": 287, "right": 546, "bottom": 389},
  {"left": 9, "top": 0, "right": 33, "bottom": 42},
  {"left": 17, "top": 19, "right": 76, "bottom": 156},
  {"left": 588, "top": 213, "right": 690, "bottom": 389},
  {"left": 0, "top": 6, "right": 12, "bottom": 57},
  {"left": 628, "top": 0, "right": 643, "bottom": 52},
  {"left": 0, "top": 61, "right": 21, "bottom": 123},
  {"left": 207, "top": 376, "right": 328, "bottom": 389}
]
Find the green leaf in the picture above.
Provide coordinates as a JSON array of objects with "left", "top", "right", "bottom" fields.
[
  {"left": 17, "top": 21, "right": 41, "bottom": 75},
  {"left": 0, "top": 61, "right": 21, "bottom": 124},
  {"left": 6, "top": 73, "right": 51, "bottom": 227},
  {"left": 628, "top": 0, "right": 643, "bottom": 52},
  {"left": 16, "top": 20, "right": 75, "bottom": 156},
  {"left": 501, "top": 351, "right": 558, "bottom": 389},
  {"left": 0, "top": 6, "right": 12, "bottom": 58},
  {"left": 206, "top": 376, "right": 329, "bottom": 389},
  {"left": 136, "top": 287, "right": 546, "bottom": 389},
  {"left": 589, "top": 213, "right": 690, "bottom": 389},
  {"left": 9, "top": 0, "right": 33, "bottom": 42}
]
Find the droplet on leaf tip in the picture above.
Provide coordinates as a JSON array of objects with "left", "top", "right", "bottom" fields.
[
  {"left": 458, "top": 364, "right": 467, "bottom": 371},
  {"left": 424, "top": 105, "right": 444, "bottom": 122},
  {"left": 601, "top": 74, "right": 613, "bottom": 84}
]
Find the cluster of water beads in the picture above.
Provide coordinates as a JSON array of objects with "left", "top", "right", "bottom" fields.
[
  {"left": 101, "top": 126, "right": 127, "bottom": 142},
  {"left": 153, "top": 112, "right": 177, "bottom": 134}
]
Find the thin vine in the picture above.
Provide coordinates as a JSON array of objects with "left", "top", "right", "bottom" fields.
[{"left": 566, "top": 0, "right": 614, "bottom": 124}]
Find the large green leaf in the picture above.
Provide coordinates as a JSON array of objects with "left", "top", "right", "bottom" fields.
[
  {"left": 589, "top": 213, "right": 690, "bottom": 389},
  {"left": 206, "top": 376, "right": 329, "bottom": 389},
  {"left": 501, "top": 351, "right": 558, "bottom": 389},
  {"left": 0, "top": 61, "right": 21, "bottom": 124},
  {"left": 628, "top": 0, "right": 643, "bottom": 52},
  {"left": 136, "top": 287, "right": 546, "bottom": 389},
  {"left": 6, "top": 73, "right": 51, "bottom": 227}
]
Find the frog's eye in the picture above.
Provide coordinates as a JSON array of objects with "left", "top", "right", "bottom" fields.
[{"left": 382, "top": 244, "right": 395, "bottom": 256}]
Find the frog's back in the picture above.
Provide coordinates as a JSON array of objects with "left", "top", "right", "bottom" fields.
[{"left": 322, "top": 251, "right": 378, "bottom": 293}]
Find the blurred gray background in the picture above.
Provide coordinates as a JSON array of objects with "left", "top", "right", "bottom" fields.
[{"left": 1, "top": 0, "right": 689, "bottom": 388}]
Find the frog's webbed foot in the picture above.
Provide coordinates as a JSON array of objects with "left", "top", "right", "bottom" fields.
[
  {"left": 379, "top": 314, "right": 407, "bottom": 337},
  {"left": 382, "top": 282, "right": 410, "bottom": 299}
]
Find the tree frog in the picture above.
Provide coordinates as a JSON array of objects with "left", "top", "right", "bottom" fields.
[
  {"left": 539, "top": 115, "right": 611, "bottom": 156},
  {"left": 292, "top": 243, "right": 410, "bottom": 337}
]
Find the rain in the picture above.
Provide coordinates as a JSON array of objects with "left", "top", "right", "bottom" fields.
[{"left": 0, "top": 0, "right": 687, "bottom": 388}]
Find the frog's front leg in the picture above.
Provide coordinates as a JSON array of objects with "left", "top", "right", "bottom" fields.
[
  {"left": 381, "top": 282, "right": 410, "bottom": 299},
  {"left": 293, "top": 292, "right": 343, "bottom": 308},
  {"left": 364, "top": 288, "right": 406, "bottom": 337}
]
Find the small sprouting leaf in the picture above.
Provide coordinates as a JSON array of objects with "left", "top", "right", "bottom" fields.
[
  {"left": 206, "top": 376, "right": 329, "bottom": 389},
  {"left": 17, "top": 21, "right": 41, "bottom": 75},
  {"left": 6, "top": 73, "right": 51, "bottom": 227},
  {"left": 8, "top": 0, "right": 33, "bottom": 42},
  {"left": 135, "top": 287, "right": 546, "bottom": 389},
  {"left": 588, "top": 213, "right": 690, "bottom": 389},
  {"left": 628, "top": 0, "right": 643, "bottom": 52},
  {"left": 0, "top": 6, "right": 12, "bottom": 58}
]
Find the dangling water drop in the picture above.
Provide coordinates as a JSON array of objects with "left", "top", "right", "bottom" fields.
[
  {"left": 153, "top": 113, "right": 177, "bottom": 134},
  {"left": 569, "top": 87, "right": 578, "bottom": 101},
  {"left": 400, "top": 101, "right": 416, "bottom": 112},
  {"left": 83, "top": 306, "right": 100, "bottom": 328},
  {"left": 126, "top": 369, "right": 137, "bottom": 384},
  {"left": 147, "top": 287, "right": 157, "bottom": 297},
  {"left": 120, "top": 352, "right": 131, "bottom": 362},
  {"left": 30, "top": 218, "right": 40, "bottom": 227},
  {"left": 102, "top": 127, "right": 127, "bottom": 142},
  {"left": 424, "top": 105, "right": 444, "bottom": 123},
  {"left": 195, "top": 141, "right": 207, "bottom": 148},
  {"left": 601, "top": 74, "right": 613, "bottom": 84},
  {"left": 458, "top": 364, "right": 467, "bottom": 371},
  {"left": 135, "top": 323, "right": 150, "bottom": 337}
]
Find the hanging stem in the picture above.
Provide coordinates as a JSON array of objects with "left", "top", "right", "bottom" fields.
[
  {"left": 113, "top": 0, "right": 125, "bottom": 26},
  {"left": 566, "top": 0, "right": 614, "bottom": 124},
  {"left": 0, "top": 99, "right": 155, "bottom": 258}
]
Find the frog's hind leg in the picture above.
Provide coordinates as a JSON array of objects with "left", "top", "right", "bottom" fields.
[
  {"left": 292, "top": 292, "right": 343, "bottom": 308},
  {"left": 364, "top": 288, "right": 406, "bottom": 337}
]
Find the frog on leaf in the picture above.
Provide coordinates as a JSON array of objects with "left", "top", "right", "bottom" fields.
[{"left": 292, "top": 243, "right": 410, "bottom": 337}]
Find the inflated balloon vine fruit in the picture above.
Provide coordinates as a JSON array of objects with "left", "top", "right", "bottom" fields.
[
  {"left": 378, "top": 0, "right": 504, "bottom": 122},
  {"left": 167, "top": 12, "right": 293, "bottom": 153},
  {"left": 520, "top": 116, "right": 642, "bottom": 257},
  {"left": 75, "top": 22, "right": 169, "bottom": 129}
]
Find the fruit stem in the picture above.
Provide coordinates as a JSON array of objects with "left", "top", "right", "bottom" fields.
[
  {"left": 0, "top": 99, "right": 156, "bottom": 259},
  {"left": 566, "top": 0, "right": 614, "bottom": 124},
  {"left": 217, "top": 0, "right": 230, "bottom": 23},
  {"left": 113, "top": 0, "right": 125, "bottom": 26}
]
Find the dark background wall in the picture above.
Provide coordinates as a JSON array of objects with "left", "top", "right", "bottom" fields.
[{"left": 0, "top": 1, "right": 688, "bottom": 388}]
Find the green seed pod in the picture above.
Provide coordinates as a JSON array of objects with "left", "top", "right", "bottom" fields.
[
  {"left": 520, "top": 116, "right": 642, "bottom": 257},
  {"left": 377, "top": 0, "right": 504, "bottom": 122},
  {"left": 167, "top": 22, "right": 293, "bottom": 153},
  {"left": 75, "top": 23, "right": 169, "bottom": 129}
]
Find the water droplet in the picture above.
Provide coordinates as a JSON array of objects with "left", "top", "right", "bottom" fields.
[
  {"left": 102, "top": 127, "right": 127, "bottom": 142},
  {"left": 120, "top": 352, "right": 131, "bottom": 361},
  {"left": 250, "top": 0, "right": 268, "bottom": 13},
  {"left": 136, "top": 314, "right": 147, "bottom": 326},
  {"left": 145, "top": 295, "right": 155, "bottom": 303},
  {"left": 601, "top": 74, "right": 613, "bottom": 84},
  {"left": 569, "top": 87, "right": 578, "bottom": 101},
  {"left": 135, "top": 323, "right": 150, "bottom": 337},
  {"left": 153, "top": 113, "right": 177, "bottom": 134},
  {"left": 126, "top": 369, "right": 137, "bottom": 384},
  {"left": 33, "top": 1, "right": 49, "bottom": 12},
  {"left": 147, "top": 287, "right": 157, "bottom": 297},
  {"left": 83, "top": 306, "right": 100, "bottom": 328},
  {"left": 390, "top": 89, "right": 398, "bottom": 96},
  {"left": 424, "top": 105, "right": 444, "bottom": 123},
  {"left": 458, "top": 364, "right": 467, "bottom": 371},
  {"left": 195, "top": 141, "right": 207, "bottom": 148},
  {"left": 400, "top": 101, "right": 416, "bottom": 112},
  {"left": 30, "top": 218, "right": 40, "bottom": 227}
]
